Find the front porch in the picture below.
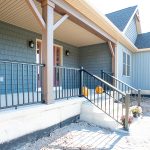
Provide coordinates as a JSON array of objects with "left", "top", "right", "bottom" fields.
[
  {"left": 0, "top": 0, "right": 116, "bottom": 109},
  {"left": 0, "top": 0, "right": 130, "bottom": 146}
]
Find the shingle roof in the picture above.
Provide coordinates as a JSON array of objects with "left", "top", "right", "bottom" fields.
[
  {"left": 106, "top": 6, "right": 137, "bottom": 31},
  {"left": 135, "top": 32, "right": 150, "bottom": 49}
]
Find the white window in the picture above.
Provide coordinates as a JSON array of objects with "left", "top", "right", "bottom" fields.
[{"left": 123, "top": 52, "right": 130, "bottom": 76}]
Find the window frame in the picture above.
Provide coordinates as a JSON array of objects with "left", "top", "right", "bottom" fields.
[{"left": 122, "top": 51, "right": 131, "bottom": 77}]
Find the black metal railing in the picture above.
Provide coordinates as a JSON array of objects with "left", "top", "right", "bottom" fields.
[
  {"left": 54, "top": 66, "right": 80, "bottom": 100},
  {"left": 81, "top": 68, "right": 130, "bottom": 128},
  {"left": 0, "top": 60, "right": 44, "bottom": 109},
  {"left": 101, "top": 70, "right": 141, "bottom": 106}
]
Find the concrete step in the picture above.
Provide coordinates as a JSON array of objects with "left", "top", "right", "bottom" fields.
[{"left": 80, "top": 101, "right": 122, "bottom": 131}]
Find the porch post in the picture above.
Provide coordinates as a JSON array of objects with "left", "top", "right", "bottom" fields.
[
  {"left": 114, "top": 44, "right": 118, "bottom": 78},
  {"left": 41, "top": 0, "right": 55, "bottom": 104}
]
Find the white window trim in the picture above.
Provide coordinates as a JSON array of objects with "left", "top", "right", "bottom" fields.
[{"left": 122, "top": 51, "right": 131, "bottom": 77}]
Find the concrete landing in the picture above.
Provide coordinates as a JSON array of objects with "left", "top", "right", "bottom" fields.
[
  {"left": 80, "top": 101, "right": 123, "bottom": 130},
  {"left": 0, "top": 98, "right": 84, "bottom": 144}
]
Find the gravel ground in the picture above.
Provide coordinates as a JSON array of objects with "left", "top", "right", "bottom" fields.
[{"left": 18, "top": 99, "right": 150, "bottom": 150}]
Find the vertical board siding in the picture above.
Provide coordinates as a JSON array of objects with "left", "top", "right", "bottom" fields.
[
  {"left": 125, "top": 16, "right": 138, "bottom": 44},
  {"left": 117, "top": 43, "right": 133, "bottom": 86},
  {"left": 79, "top": 43, "right": 112, "bottom": 77},
  {"left": 133, "top": 51, "right": 150, "bottom": 90}
]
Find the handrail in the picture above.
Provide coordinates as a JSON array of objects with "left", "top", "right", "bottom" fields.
[
  {"left": 0, "top": 59, "right": 45, "bottom": 66},
  {"left": 0, "top": 60, "right": 45, "bottom": 67},
  {"left": 54, "top": 65, "right": 80, "bottom": 70},
  {"left": 83, "top": 69, "right": 126, "bottom": 96},
  {"left": 102, "top": 71, "right": 138, "bottom": 92},
  {"left": 101, "top": 70, "right": 138, "bottom": 92},
  {"left": 82, "top": 68, "right": 129, "bottom": 129},
  {"left": 101, "top": 70, "right": 141, "bottom": 106}
]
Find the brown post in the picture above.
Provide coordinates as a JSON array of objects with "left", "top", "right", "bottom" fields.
[
  {"left": 41, "top": 0, "right": 55, "bottom": 104},
  {"left": 138, "top": 89, "right": 141, "bottom": 106},
  {"left": 125, "top": 94, "right": 130, "bottom": 130}
]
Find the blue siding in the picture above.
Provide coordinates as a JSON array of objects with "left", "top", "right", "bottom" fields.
[
  {"left": 54, "top": 40, "right": 80, "bottom": 68},
  {"left": 0, "top": 21, "right": 41, "bottom": 94},
  {"left": 125, "top": 16, "right": 138, "bottom": 44},
  {"left": 117, "top": 43, "right": 133, "bottom": 86},
  {"left": 133, "top": 51, "right": 150, "bottom": 90},
  {"left": 79, "top": 43, "right": 112, "bottom": 77}
]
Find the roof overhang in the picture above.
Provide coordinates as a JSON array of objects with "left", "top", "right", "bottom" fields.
[
  {"left": 62, "top": 0, "right": 139, "bottom": 52},
  {"left": 138, "top": 48, "right": 150, "bottom": 52}
]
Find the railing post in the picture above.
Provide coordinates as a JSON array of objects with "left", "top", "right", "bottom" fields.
[
  {"left": 137, "top": 89, "right": 141, "bottom": 106},
  {"left": 125, "top": 94, "right": 130, "bottom": 130},
  {"left": 79, "top": 67, "right": 83, "bottom": 97},
  {"left": 101, "top": 70, "right": 104, "bottom": 79}
]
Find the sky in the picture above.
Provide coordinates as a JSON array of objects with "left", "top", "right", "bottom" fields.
[{"left": 85, "top": 0, "right": 150, "bottom": 33}]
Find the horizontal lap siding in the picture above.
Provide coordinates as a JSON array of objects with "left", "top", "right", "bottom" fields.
[
  {"left": 54, "top": 40, "right": 80, "bottom": 89},
  {"left": 0, "top": 21, "right": 41, "bottom": 94},
  {"left": 79, "top": 43, "right": 112, "bottom": 77},
  {"left": 133, "top": 52, "right": 150, "bottom": 90},
  {"left": 54, "top": 40, "right": 80, "bottom": 68}
]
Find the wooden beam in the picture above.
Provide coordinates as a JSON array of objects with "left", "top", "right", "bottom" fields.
[
  {"left": 108, "top": 41, "right": 115, "bottom": 57},
  {"left": 25, "top": 0, "right": 46, "bottom": 29},
  {"left": 41, "top": 0, "right": 55, "bottom": 103},
  {"left": 53, "top": 14, "right": 69, "bottom": 31},
  {"left": 52, "top": 0, "right": 117, "bottom": 43}
]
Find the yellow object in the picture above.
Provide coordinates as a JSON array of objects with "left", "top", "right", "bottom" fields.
[
  {"left": 82, "top": 86, "right": 89, "bottom": 97},
  {"left": 95, "top": 86, "right": 104, "bottom": 94}
]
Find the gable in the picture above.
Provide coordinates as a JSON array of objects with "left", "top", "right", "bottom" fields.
[
  {"left": 106, "top": 6, "right": 137, "bottom": 32},
  {"left": 125, "top": 16, "right": 138, "bottom": 44}
]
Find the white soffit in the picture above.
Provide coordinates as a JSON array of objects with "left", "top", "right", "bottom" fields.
[{"left": 0, "top": 0, "right": 105, "bottom": 47}]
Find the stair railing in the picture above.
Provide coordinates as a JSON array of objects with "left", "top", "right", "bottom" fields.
[
  {"left": 101, "top": 70, "right": 141, "bottom": 106},
  {"left": 80, "top": 67, "right": 130, "bottom": 130}
]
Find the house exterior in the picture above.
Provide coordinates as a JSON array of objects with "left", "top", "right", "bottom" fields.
[
  {"left": 106, "top": 5, "right": 150, "bottom": 91},
  {"left": 1, "top": 0, "right": 150, "bottom": 144},
  {"left": 0, "top": 0, "right": 149, "bottom": 108}
]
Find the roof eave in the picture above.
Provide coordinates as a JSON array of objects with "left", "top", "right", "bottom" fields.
[
  {"left": 138, "top": 48, "right": 150, "bottom": 52},
  {"left": 63, "top": 0, "right": 138, "bottom": 52}
]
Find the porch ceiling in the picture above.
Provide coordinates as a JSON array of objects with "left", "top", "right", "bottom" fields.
[
  {"left": 0, "top": 0, "right": 42, "bottom": 34},
  {"left": 54, "top": 13, "right": 105, "bottom": 47},
  {"left": 0, "top": 0, "right": 105, "bottom": 47}
]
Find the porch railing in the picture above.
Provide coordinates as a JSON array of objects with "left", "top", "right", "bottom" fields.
[
  {"left": 101, "top": 70, "right": 141, "bottom": 106},
  {"left": 54, "top": 66, "right": 80, "bottom": 100},
  {"left": 0, "top": 60, "right": 44, "bottom": 109},
  {"left": 53, "top": 66, "right": 131, "bottom": 129}
]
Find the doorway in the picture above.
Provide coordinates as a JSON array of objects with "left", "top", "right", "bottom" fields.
[
  {"left": 54, "top": 44, "right": 63, "bottom": 87},
  {"left": 36, "top": 39, "right": 42, "bottom": 88}
]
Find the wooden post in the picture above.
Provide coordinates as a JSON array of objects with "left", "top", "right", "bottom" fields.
[
  {"left": 125, "top": 94, "right": 130, "bottom": 130},
  {"left": 41, "top": 0, "right": 55, "bottom": 104},
  {"left": 138, "top": 89, "right": 141, "bottom": 106}
]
